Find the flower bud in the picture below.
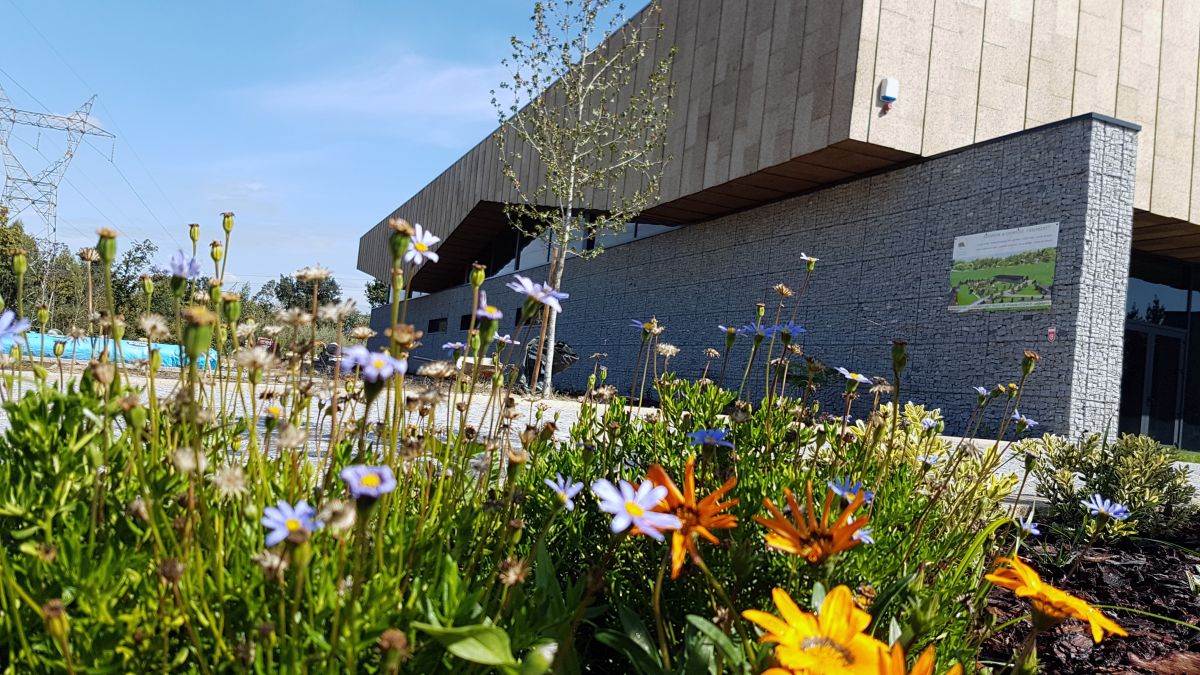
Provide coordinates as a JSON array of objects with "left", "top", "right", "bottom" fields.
[
  {"left": 36, "top": 304, "right": 49, "bottom": 327},
  {"left": 0, "top": 295, "right": 6, "bottom": 314},
  {"left": 891, "top": 339, "right": 908, "bottom": 374},
  {"left": 96, "top": 228, "right": 118, "bottom": 265},
  {"left": 189, "top": 223, "right": 201, "bottom": 243},
  {"left": 182, "top": 306, "right": 216, "bottom": 360},
  {"left": 141, "top": 274, "right": 155, "bottom": 298},
  {"left": 209, "top": 281, "right": 223, "bottom": 307},
  {"left": 149, "top": 349, "right": 162, "bottom": 374},
  {"left": 210, "top": 240, "right": 224, "bottom": 264},
  {"left": 388, "top": 217, "right": 414, "bottom": 264},
  {"left": 1021, "top": 350, "right": 1040, "bottom": 377},
  {"left": 223, "top": 292, "right": 243, "bottom": 323},
  {"left": 169, "top": 275, "right": 187, "bottom": 299},
  {"left": 111, "top": 318, "right": 125, "bottom": 343},
  {"left": 755, "top": 302, "right": 765, "bottom": 321},
  {"left": 42, "top": 599, "right": 69, "bottom": 645},
  {"left": 53, "top": 340, "right": 65, "bottom": 358},
  {"left": 469, "top": 263, "right": 486, "bottom": 288},
  {"left": 221, "top": 211, "right": 235, "bottom": 235},
  {"left": 723, "top": 325, "right": 737, "bottom": 351},
  {"left": 11, "top": 249, "right": 27, "bottom": 276}
]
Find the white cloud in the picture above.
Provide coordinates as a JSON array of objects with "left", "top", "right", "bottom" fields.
[{"left": 248, "top": 52, "right": 505, "bottom": 146}]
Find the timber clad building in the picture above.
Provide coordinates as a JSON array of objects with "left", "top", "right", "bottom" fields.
[{"left": 359, "top": 0, "right": 1200, "bottom": 449}]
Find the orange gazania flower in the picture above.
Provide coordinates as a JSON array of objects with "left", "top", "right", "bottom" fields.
[
  {"left": 879, "top": 643, "right": 964, "bottom": 675},
  {"left": 743, "top": 585, "right": 884, "bottom": 674},
  {"left": 754, "top": 481, "right": 868, "bottom": 563},
  {"left": 643, "top": 456, "right": 737, "bottom": 579},
  {"left": 985, "top": 556, "right": 1128, "bottom": 643}
]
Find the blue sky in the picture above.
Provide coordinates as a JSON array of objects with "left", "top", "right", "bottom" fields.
[{"left": 0, "top": 0, "right": 542, "bottom": 303}]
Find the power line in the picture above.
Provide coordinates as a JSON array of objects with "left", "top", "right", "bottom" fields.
[{"left": 7, "top": 0, "right": 188, "bottom": 226}]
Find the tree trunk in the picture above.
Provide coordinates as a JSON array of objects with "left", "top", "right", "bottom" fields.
[{"left": 541, "top": 237, "right": 569, "bottom": 397}]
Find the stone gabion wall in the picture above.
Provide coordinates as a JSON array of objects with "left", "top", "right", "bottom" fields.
[{"left": 377, "top": 114, "right": 1137, "bottom": 438}]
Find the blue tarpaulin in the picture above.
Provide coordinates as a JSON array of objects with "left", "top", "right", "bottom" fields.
[{"left": 3, "top": 332, "right": 218, "bottom": 369}]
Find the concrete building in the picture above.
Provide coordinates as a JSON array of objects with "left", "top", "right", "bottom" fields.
[{"left": 358, "top": 0, "right": 1200, "bottom": 449}]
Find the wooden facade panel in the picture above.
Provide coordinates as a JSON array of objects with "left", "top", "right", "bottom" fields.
[
  {"left": 1072, "top": 0, "right": 1121, "bottom": 118},
  {"left": 728, "top": 0, "right": 774, "bottom": 180},
  {"left": 922, "top": 0, "right": 985, "bottom": 155},
  {"left": 659, "top": 0, "right": 697, "bottom": 203},
  {"left": 848, "top": 0, "right": 881, "bottom": 142},
  {"left": 757, "top": 0, "right": 807, "bottom": 168},
  {"left": 829, "top": 0, "right": 864, "bottom": 144},
  {"left": 1118, "top": 0, "right": 1162, "bottom": 212},
  {"left": 1151, "top": 0, "right": 1199, "bottom": 220},
  {"left": 679, "top": 0, "right": 723, "bottom": 198},
  {"left": 975, "top": 0, "right": 1033, "bottom": 142},
  {"left": 703, "top": 0, "right": 748, "bottom": 188},
  {"left": 791, "top": 0, "right": 843, "bottom": 155},
  {"left": 865, "top": 0, "right": 934, "bottom": 153},
  {"left": 1025, "top": 0, "right": 1078, "bottom": 126}
]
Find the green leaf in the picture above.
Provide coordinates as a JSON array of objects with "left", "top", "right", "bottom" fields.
[
  {"left": 412, "top": 621, "right": 518, "bottom": 667},
  {"left": 593, "top": 629, "right": 665, "bottom": 675},
  {"left": 810, "top": 582, "right": 826, "bottom": 612},
  {"left": 618, "top": 604, "right": 656, "bottom": 659},
  {"left": 681, "top": 622, "right": 715, "bottom": 675},
  {"left": 685, "top": 615, "right": 743, "bottom": 666}
]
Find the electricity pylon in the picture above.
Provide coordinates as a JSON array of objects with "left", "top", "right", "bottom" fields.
[{"left": 0, "top": 83, "right": 114, "bottom": 240}]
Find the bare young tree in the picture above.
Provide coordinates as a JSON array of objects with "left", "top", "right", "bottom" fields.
[{"left": 493, "top": 0, "right": 673, "bottom": 396}]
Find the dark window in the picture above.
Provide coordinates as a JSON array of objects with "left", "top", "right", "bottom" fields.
[
  {"left": 459, "top": 314, "right": 472, "bottom": 330},
  {"left": 427, "top": 317, "right": 448, "bottom": 333}
]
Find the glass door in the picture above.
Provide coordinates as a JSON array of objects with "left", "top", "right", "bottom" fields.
[{"left": 1119, "top": 325, "right": 1185, "bottom": 446}]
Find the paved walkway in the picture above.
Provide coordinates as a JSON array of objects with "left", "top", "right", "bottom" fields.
[{"left": 2, "top": 369, "right": 1196, "bottom": 505}]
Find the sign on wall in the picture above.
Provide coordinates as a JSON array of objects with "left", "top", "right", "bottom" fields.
[{"left": 948, "top": 222, "right": 1059, "bottom": 313}]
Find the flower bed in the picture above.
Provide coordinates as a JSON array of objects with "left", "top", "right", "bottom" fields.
[{"left": 0, "top": 221, "right": 1192, "bottom": 673}]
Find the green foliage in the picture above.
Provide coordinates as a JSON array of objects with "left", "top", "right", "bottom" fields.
[
  {"left": 271, "top": 273, "right": 342, "bottom": 309},
  {"left": 1028, "top": 432, "right": 1197, "bottom": 536},
  {"left": 366, "top": 278, "right": 390, "bottom": 309}
]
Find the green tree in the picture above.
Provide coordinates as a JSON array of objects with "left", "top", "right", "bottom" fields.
[
  {"left": 272, "top": 274, "right": 342, "bottom": 309},
  {"left": 365, "top": 278, "right": 390, "bottom": 309},
  {"left": 493, "top": 0, "right": 673, "bottom": 395}
]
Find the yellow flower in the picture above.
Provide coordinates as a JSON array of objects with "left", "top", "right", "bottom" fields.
[
  {"left": 643, "top": 456, "right": 738, "bottom": 579},
  {"left": 742, "top": 585, "right": 884, "bottom": 674},
  {"left": 878, "top": 643, "right": 963, "bottom": 675},
  {"left": 754, "top": 481, "right": 868, "bottom": 564},
  {"left": 985, "top": 556, "right": 1128, "bottom": 643}
]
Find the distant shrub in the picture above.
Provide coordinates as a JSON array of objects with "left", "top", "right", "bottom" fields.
[{"left": 1027, "top": 432, "right": 1196, "bottom": 535}]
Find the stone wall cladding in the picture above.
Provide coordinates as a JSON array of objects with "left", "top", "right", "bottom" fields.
[{"left": 375, "top": 115, "right": 1137, "bottom": 438}]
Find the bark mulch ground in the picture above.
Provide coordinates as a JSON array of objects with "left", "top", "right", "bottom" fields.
[{"left": 981, "top": 524, "right": 1200, "bottom": 674}]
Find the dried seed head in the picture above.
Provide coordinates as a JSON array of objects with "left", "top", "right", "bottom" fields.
[
  {"left": 295, "top": 265, "right": 333, "bottom": 283},
  {"left": 350, "top": 325, "right": 376, "bottom": 341},
  {"left": 498, "top": 557, "right": 531, "bottom": 587},
  {"left": 208, "top": 465, "right": 248, "bottom": 500},
  {"left": 157, "top": 558, "right": 185, "bottom": 584},
  {"left": 704, "top": 348, "right": 721, "bottom": 359},
  {"left": 773, "top": 283, "right": 794, "bottom": 298}
]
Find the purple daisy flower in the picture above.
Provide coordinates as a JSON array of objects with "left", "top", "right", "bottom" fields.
[
  {"left": 544, "top": 473, "right": 584, "bottom": 511},
  {"left": 1011, "top": 410, "right": 1039, "bottom": 430},
  {"left": 592, "top": 478, "right": 681, "bottom": 541},
  {"left": 262, "top": 499, "right": 320, "bottom": 546},
  {"left": 0, "top": 310, "right": 31, "bottom": 344},
  {"left": 404, "top": 223, "right": 440, "bottom": 266},
  {"left": 475, "top": 291, "right": 504, "bottom": 321},
  {"left": 340, "top": 464, "right": 397, "bottom": 499},
  {"left": 167, "top": 249, "right": 202, "bottom": 280},
  {"left": 828, "top": 478, "right": 874, "bottom": 504},
  {"left": 687, "top": 429, "right": 734, "bottom": 449},
  {"left": 1081, "top": 494, "right": 1130, "bottom": 521},
  {"left": 835, "top": 367, "right": 872, "bottom": 385}
]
